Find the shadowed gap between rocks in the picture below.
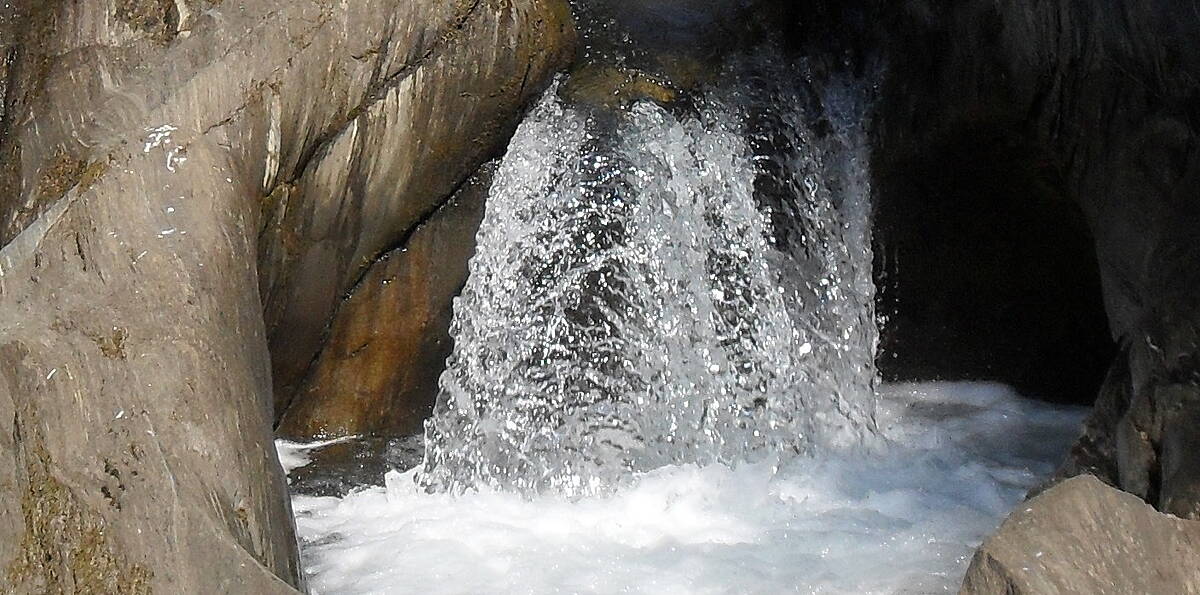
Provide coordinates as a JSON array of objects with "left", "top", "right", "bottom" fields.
[
  {"left": 873, "top": 121, "right": 1116, "bottom": 406},
  {"left": 257, "top": 0, "right": 576, "bottom": 429}
]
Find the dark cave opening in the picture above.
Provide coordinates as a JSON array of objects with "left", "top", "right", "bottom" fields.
[{"left": 872, "top": 123, "right": 1116, "bottom": 405}]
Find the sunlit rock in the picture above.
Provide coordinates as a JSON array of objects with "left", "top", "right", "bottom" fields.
[
  {"left": 962, "top": 475, "right": 1200, "bottom": 594},
  {"left": 276, "top": 167, "right": 494, "bottom": 441},
  {"left": 0, "top": 0, "right": 573, "bottom": 591}
]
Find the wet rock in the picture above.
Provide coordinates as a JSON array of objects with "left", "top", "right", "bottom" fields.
[
  {"left": 1115, "top": 384, "right": 1159, "bottom": 501},
  {"left": 1050, "top": 341, "right": 1132, "bottom": 489},
  {"left": 285, "top": 435, "right": 425, "bottom": 498},
  {"left": 1160, "top": 387, "right": 1200, "bottom": 519},
  {"left": 0, "top": 0, "right": 574, "bottom": 591},
  {"left": 566, "top": 0, "right": 788, "bottom": 103},
  {"left": 258, "top": 0, "right": 576, "bottom": 423},
  {"left": 961, "top": 475, "right": 1200, "bottom": 594},
  {"left": 579, "top": 0, "right": 779, "bottom": 75},
  {"left": 812, "top": 0, "right": 1200, "bottom": 508},
  {"left": 276, "top": 165, "right": 494, "bottom": 440},
  {"left": 562, "top": 63, "right": 678, "bottom": 109}
]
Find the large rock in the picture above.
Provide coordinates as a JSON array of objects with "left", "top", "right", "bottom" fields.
[
  {"left": 0, "top": 0, "right": 573, "bottom": 591},
  {"left": 0, "top": 137, "right": 303, "bottom": 594},
  {"left": 256, "top": 0, "right": 575, "bottom": 426},
  {"left": 276, "top": 165, "right": 494, "bottom": 439},
  {"left": 961, "top": 475, "right": 1200, "bottom": 594}
]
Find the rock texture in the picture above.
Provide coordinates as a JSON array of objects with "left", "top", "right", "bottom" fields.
[
  {"left": 0, "top": 0, "right": 572, "bottom": 591},
  {"left": 961, "top": 475, "right": 1200, "bottom": 594},
  {"left": 810, "top": 0, "right": 1200, "bottom": 510},
  {"left": 276, "top": 165, "right": 494, "bottom": 439},
  {"left": 256, "top": 1, "right": 575, "bottom": 429},
  {"left": 0, "top": 143, "right": 303, "bottom": 594}
]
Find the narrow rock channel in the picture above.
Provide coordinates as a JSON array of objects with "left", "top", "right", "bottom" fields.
[{"left": 1, "top": 0, "right": 1198, "bottom": 593}]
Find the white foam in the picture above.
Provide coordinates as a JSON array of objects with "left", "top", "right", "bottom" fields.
[
  {"left": 421, "top": 77, "right": 878, "bottom": 495},
  {"left": 290, "top": 382, "right": 1086, "bottom": 594},
  {"left": 276, "top": 436, "right": 361, "bottom": 477}
]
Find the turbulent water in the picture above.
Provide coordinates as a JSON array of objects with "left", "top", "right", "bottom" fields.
[
  {"left": 288, "top": 383, "right": 1087, "bottom": 594},
  {"left": 285, "top": 45, "right": 1093, "bottom": 594},
  {"left": 417, "top": 61, "right": 879, "bottom": 495}
]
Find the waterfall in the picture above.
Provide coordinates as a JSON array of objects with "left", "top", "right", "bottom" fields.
[
  {"left": 418, "top": 55, "right": 878, "bottom": 495},
  {"left": 288, "top": 50, "right": 1092, "bottom": 595}
]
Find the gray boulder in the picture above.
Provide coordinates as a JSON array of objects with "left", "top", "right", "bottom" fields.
[{"left": 962, "top": 475, "right": 1200, "bottom": 594}]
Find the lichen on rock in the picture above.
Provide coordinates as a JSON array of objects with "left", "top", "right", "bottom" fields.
[
  {"left": 114, "top": 0, "right": 179, "bottom": 43},
  {"left": 5, "top": 425, "right": 151, "bottom": 595}
]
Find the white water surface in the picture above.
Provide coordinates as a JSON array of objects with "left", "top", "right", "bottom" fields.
[{"left": 285, "top": 382, "right": 1085, "bottom": 594}]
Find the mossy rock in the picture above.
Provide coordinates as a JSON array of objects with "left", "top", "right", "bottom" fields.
[
  {"left": 5, "top": 435, "right": 151, "bottom": 594},
  {"left": 35, "top": 149, "right": 109, "bottom": 200}
]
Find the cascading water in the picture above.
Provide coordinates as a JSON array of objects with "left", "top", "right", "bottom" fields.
[
  {"left": 286, "top": 40, "right": 1092, "bottom": 595},
  {"left": 418, "top": 56, "right": 880, "bottom": 495}
]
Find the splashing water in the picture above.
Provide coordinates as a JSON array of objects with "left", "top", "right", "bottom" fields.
[
  {"left": 288, "top": 48, "right": 1091, "bottom": 594},
  {"left": 291, "top": 382, "right": 1088, "bottom": 594},
  {"left": 419, "top": 62, "right": 879, "bottom": 495}
]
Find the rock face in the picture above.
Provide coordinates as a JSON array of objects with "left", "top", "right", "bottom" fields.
[
  {"left": 257, "top": 0, "right": 575, "bottom": 433},
  {"left": 276, "top": 165, "right": 494, "bottom": 439},
  {"left": 791, "top": 1, "right": 1200, "bottom": 585},
  {"left": 0, "top": 0, "right": 572, "bottom": 591},
  {"left": 0, "top": 145, "right": 303, "bottom": 594},
  {"left": 961, "top": 475, "right": 1200, "bottom": 594},
  {"left": 823, "top": 0, "right": 1200, "bottom": 510}
]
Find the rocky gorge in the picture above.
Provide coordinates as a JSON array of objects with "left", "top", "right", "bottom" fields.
[{"left": 0, "top": 0, "right": 1198, "bottom": 593}]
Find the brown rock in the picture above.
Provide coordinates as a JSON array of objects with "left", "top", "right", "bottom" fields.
[
  {"left": 961, "top": 475, "right": 1200, "bottom": 594},
  {"left": 562, "top": 63, "right": 679, "bottom": 109},
  {"left": 257, "top": 0, "right": 577, "bottom": 423},
  {"left": 276, "top": 165, "right": 494, "bottom": 439}
]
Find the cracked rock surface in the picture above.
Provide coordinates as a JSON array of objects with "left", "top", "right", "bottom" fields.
[{"left": 0, "top": 0, "right": 573, "bottom": 591}]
